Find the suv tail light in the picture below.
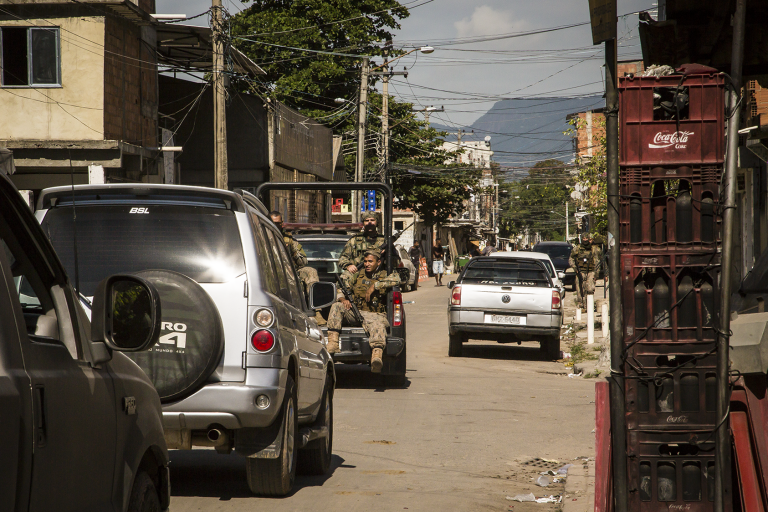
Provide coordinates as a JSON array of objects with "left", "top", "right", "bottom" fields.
[
  {"left": 551, "top": 290, "right": 561, "bottom": 310},
  {"left": 252, "top": 330, "right": 275, "bottom": 352},
  {"left": 451, "top": 285, "right": 462, "bottom": 306},
  {"left": 392, "top": 291, "right": 403, "bottom": 326}
]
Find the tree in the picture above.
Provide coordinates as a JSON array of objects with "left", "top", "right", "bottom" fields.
[
  {"left": 230, "top": 0, "right": 408, "bottom": 119},
  {"left": 499, "top": 159, "right": 573, "bottom": 242},
  {"left": 566, "top": 116, "right": 607, "bottom": 236}
]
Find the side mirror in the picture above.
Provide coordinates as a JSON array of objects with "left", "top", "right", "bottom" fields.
[
  {"left": 447, "top": 281, "right": 456, "bottom": 289},
  {"left": 309, "top": 282, "right": 337, "bottom": 310},
  {"left": 91, "top": 275, "right": 162, "bottom": 352},
  {"left": 557, "top": 271, "right": 565, "bottom": 279}
]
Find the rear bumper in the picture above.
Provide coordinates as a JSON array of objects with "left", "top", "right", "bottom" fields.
[
  {"left": 448, "top": 307, "right": 561, "bottom": 338},
  {"left": 161, "top": 369, "right": 286, "bottom": 430},
  {"left": 449, "top": 322, "right": 560, "bottom": 337}
]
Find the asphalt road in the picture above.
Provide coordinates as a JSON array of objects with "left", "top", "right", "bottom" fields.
[{"left": 168, "top": 277, "right": 597, "bottom": 511}]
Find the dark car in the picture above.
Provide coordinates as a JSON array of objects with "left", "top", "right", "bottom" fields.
[
  {"left": 533, "top": 242, "right": 575, "bottom": 289},
  {"left": 0, "top": 173, "right": 170, "bottom": 511}
]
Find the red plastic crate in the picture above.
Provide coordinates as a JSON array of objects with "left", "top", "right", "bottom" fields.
[
  {"left": 624, "top": 349, "right": 717, "bottom": 430},
  {"left": 620, "top": 165, "right": 722, "bottom": 251},
  {"left": 626, "top": 430, "right": 717, "bottom": 511},
  {"left": 621, "top": 252, "right": 720, "bottom": 344},
  {"left": 619, "top": 73, "right": 725, "bottom": 166}
]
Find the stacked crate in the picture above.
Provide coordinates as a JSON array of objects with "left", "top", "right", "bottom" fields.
[{"left": 618, "top": 71, "right": 725, "bottom": 510}]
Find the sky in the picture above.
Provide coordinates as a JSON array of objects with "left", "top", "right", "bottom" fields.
[{"left": 156, "top": 0, "right": 656, "bottom": 128}]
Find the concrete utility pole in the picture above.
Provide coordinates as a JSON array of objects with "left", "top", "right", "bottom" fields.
[
  {"left": 381, "top": 40, "right": 391, "bottom": 185},
  {"left": 716, "top": 1, "right": 746, "bottom": 508},
  {"left": 565, "top": 201, "right": 569, "bottom": 241},
  {"left": 212, "top": 0, "right": 228, "bottom": 190},
  {"left": 354, "top": 57, "right": 370, "bottom": 223}
]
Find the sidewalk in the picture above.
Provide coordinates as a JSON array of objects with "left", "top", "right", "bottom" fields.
[{"left": 562, "top": 460, "right": 596, "bottom": 512}]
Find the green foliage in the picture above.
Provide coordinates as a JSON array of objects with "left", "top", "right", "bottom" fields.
[
  {"left": 498, "top": 159, "right": 573, "bottom": 241},
  {"left": 565, "top": 116, "right": 607, "bottom": 235}
]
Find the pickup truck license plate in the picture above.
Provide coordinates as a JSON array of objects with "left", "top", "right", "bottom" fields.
[{"left": 484, "top": 314, "right": 526, "bottom": 325}]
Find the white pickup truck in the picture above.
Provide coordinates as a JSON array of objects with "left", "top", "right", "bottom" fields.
[{"left": 447, "top": 254, "right": 563, "bottom": 358}]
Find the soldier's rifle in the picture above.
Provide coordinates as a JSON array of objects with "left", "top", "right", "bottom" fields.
[{"left": 335, "top": 274, "right": 366, "bottom": 325}]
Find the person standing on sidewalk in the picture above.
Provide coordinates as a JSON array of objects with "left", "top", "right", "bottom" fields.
[
  {"left": 569, "top": 232, "right": 602, "bottom": 309},
  {"left": 409, "top": 240, "right": 423, "bottom": 290},
  {"left": 432, "top": 238, "right": 445, "bottom": 286}
]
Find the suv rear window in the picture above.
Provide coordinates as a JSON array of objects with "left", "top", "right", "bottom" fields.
[
  {"left": 42, "top": 204, "right": 246, "bottom": 295},
  {"left": 461, "top": 259, "right": 551, "bottom": 287},
  {"left": 534, "top": 244, "right": 572, "bottom": 260}
]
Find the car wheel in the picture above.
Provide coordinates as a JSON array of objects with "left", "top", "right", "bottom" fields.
[
  {"left": 246, "top": 376, "right": 298, "bottom": 496},
  {"left": 298, "top": 374, "right": 333, "bottom": 476},
  {"left": 448, "top": 333, "right": 463, "bottom": 357},
  {"left": 383, "top": 343, "right": 407, "bottom": 387},
  {"left": 127, "top": 471, "right": 161, "bottom": 512},
  {"left": 544, "top": 335, "right": 560, "bottom": 360},
  {"left": 411, "top": 278, "right": 418, "bottom": 291}
]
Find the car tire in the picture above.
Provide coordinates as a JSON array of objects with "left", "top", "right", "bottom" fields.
[
  {"left": 544, "top": 335, "right": 561, "bottom": 360},
  {"left": 246, "top": 376, "right": 298, "bottom": 496},
  {"left": 127, "top": 471, "right": 161, "bottom": 512},
  {"left": 383, "top": 343, "right": 407, "bottom": 387},
  {"left": 448, "top": 333, "right": 463, "bottom": 357},
  {"left": 411, "top": 278, "right": 418, "bottom": 291},
  {"left": 298, "top": 374, "right": 333, "bottom": 476}
]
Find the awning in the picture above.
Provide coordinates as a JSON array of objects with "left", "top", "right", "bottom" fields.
[{"left": 156, "top": 24, "right": 265, "bottom": 78}]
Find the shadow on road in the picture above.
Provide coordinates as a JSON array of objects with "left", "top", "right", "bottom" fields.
[
  {"left": 459, "top": 342, "right": 553, "bottom": 361},
  {"left": 333, "top": 363, "right": 412, "bottom": 391},
  {"left": 169, "top": 450, "right": 346, "bottom": 500}
]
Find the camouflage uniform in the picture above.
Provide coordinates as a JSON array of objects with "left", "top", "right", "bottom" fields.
[
  {"left": 569, "top": 241, "right": 601, "bottom": 307},
  {"left": 281, "top": 230, "right": 318, "bottom": 292},
  {"left": 338, "top": 232, "right": 387, "bottom": 272},
  {"left": 327, "top": 268, "right": 400, "bottom": 350}
]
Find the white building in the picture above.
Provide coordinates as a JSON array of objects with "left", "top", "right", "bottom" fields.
[{"left": 442, "top": 139, "right": 494, "bottom": 169}]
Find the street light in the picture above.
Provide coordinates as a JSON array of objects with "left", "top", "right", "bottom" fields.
[{"left": 550, "top": 203, "right": 570, "bottom": 241}]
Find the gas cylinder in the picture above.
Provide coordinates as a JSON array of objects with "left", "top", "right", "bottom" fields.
[
  {"left": 682, "top": 462, "right": 702, "bottom": 501},
  {"left": 651, "top": 181, "right": 667, "bottom": 243},
  {"left": 630, "top": 194, "right": 642, "bottom": 243},
  {"left": 700, "top": 280, "right": 714, "bottom": 327},
  {"left": 680, "top": 373, "right": 699, "bottom": 411},
  {"left": 652, "top": 275, "right": 671, "bottom": 328},
  {"left": 701, "top": 196, "right": 715, "bottom": 242},
  {"left": 677, "top": 275, "right": 696, "bottom": 328},
  {"left": 676, "top": 180, "right": 693, "bottom": 243},
  {"left": 634, "top": 280, "right": 647, "bottom": 329},
  {"left": 657, "top": 462, "right": 677, "bottom": 502}
]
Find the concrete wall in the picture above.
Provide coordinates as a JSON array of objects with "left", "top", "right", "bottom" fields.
[{"left": 0, "top": 13, "right": 105, "bottom": 140}]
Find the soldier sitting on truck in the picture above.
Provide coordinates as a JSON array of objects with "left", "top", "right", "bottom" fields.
[
  {"left": 326, "top": 249, "right": 401, "bottom": 372},
  {"left": 270, "top": 211, "right": 325, "bottom": 325},
  {"left": 338, "top": 212, "right": 386, "bottom": 274}
]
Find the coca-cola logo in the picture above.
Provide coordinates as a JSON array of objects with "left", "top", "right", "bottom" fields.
[
  {"left": 649, "top": 131, "right": 694, "bottom": 149},
  {"left": 666, "top": 415, "right": 689, "bottom": 424},
  {"left": 669, "top": 505, "right": 692, "bottom": 511}
]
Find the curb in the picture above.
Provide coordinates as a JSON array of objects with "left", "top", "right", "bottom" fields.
[{"left": 562, "top": 460, "right": 595, "bottom": 512}]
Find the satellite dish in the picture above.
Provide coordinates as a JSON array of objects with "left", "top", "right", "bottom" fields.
[
  {"left": 574, "top": 183, "right": 587, "bottom": 192},
  {"left": 570, "top": 190, "right": 583, "bottom": 200},
  {"left": 484, "top": 136, "right": 491, "bottom": 142}
]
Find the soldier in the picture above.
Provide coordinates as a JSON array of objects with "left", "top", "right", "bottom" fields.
[
  {"left": 269, "top": 211, "right": 325, "bottom": 325},
  {"left": 326, "top": 250, "right": 401, "bottom": 372},
  {"left": 569, "top": 232, "right": 602, "bottom": 309},
  {"left": 338, "top": 212, "right": 387, "bottom": 274}
]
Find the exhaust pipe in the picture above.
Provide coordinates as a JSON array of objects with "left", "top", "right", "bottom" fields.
[
  {"left": 207, "top": 429, "right": 223, "bottom": 444},
  {"left": 191, "top": 428, "right": 230, "bottom": 449}
]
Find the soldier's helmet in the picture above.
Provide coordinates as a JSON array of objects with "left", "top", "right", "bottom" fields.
[
  {"left": 364, "top": 249, "right": 381, "bottom": 260},
  {"left": 361, "top": 212, "right": 377, "bottom": 221}
]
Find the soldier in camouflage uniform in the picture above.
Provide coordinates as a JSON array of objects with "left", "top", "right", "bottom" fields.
[
  {"left": 338, "top": 212, "right": 387, "bottom": 274},
  {"left": 270, "top": 212, "right": 325, "bottom": 325},
  {"left": 326, "top": 250, "right": 401, "bottom": 372},
  {"left": 569, "top": 232, "right": 602, "bottom": 309}
]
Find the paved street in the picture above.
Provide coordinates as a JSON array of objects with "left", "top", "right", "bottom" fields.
[{"left": 169, "top": 276, "right": 597, "bottom": 511}]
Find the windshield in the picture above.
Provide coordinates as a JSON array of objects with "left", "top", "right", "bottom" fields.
[
  {"left": 300, "top": 240, "right": 348, "bottom": 260},
  {"left": 42, "top": 204, "right": 246, "bottom": 296},
  {"left": 535, "top": 245, "right": 572, "bottom": 260},
  {"left": 461, "top": 260, "right": 551, "bottom": 287}
]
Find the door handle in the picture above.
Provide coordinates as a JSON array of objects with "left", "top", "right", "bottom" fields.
[{"left": 34, "top": 385, "right": 46, "bottom": 447}]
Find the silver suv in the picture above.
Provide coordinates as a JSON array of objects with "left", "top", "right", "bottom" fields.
[{"left": 37, "top": 184, "right": 337, "bottom": 496}]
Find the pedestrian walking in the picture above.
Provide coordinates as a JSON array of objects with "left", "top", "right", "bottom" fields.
[
  {"left": 409, "top": 240, "right": 423, "bottom": 290},
  {"left": 432, "top": 238, "right": 445, "bottom": 286}
]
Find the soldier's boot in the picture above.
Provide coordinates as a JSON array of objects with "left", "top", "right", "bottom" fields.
[
  {"left": 315, "top": 310, "right": 327, "bottom": 326},
  {"left": 371, "top": 348, "right": 384, "bottom": 373},
  {"left": 326, "top": 331, "right": 340, "bottom": 354}
]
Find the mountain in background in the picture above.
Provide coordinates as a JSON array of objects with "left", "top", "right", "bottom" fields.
[{"left": 432, "top": 95, "right": 604, "bottom": 176}]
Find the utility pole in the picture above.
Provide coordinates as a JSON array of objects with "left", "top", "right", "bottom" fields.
[
  {"left": 565, "top": 201, "right": 569, "bottom": 241},
  {"left": 716, "top": 1, "right": 746, "bottom": 509},
  {"left": 212, "top": 0, "right": 228, "bottom": 190},
  {"left": 381, "top": 39, "right": 391, "bottom": 186},
  {"left": 354, "top": 57, "right": 370, "bottom": 223}
]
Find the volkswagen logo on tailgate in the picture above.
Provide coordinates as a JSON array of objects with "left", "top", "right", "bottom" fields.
[{"left": 501, "top": 295, "right": 511, "bottom": 304}]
